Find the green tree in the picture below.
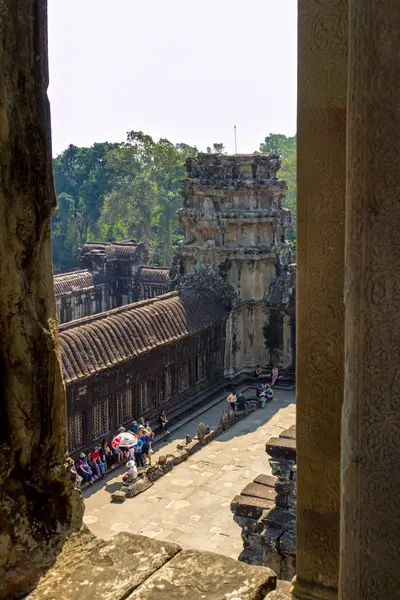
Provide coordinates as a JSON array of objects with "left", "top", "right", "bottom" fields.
[
  {"left": 99, "top": 132, "right": 198, "bottom": 265},
  {"left": 52, "top": 142, "right": 120, "bottom": 271},
  {"left": 260, "top": 133, "right": 296, "bottom": 258}
]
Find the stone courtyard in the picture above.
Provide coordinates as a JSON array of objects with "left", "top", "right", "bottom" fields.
[{"left": 84, "top": 390, "right": 295, "bottom": 558}]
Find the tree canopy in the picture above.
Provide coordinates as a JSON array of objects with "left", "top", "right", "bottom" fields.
[
  {"left": 260, "top": 133, "right": 296, "bottom": 258},
  {"left": 51, "top": 132, "right": 297, "bottom": 272}
]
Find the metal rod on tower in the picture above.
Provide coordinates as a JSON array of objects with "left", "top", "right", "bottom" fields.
[{"left": 234, "top": 125, "right": 237, "bottom": 154}]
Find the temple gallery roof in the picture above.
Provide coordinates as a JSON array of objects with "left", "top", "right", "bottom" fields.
[
  {"left": 135, "top": 266, "right": 170, "bottom": 285},
  {"left": 79, "top": 241, "right": 147, "bottom": 262},
  {"left": 54, "top": 270, "right": 103, "bottom": 297},
  {"left": 59, "top": 289, "right": 226, "bottom": 383}
]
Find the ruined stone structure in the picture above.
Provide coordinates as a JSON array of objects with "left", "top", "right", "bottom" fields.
[
  {"left": 231, "top": 427, "right": 296, "bottom": 581},
  {"left": 60, "top": 289, "right": 228, "bottom": 455},
  {"left": 54, "top": 242, "right": 169, "bottom": 324},
  {"left": 171, "top": 153, "right": 295, "bottom": 377},
  {"left": 3, "top": 0, "right": 400, "bottom": 598}
]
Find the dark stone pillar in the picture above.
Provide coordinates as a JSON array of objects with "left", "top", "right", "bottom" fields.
[
  {"left": 340, "top": 1, "right": 400, "bottom": 598},
  {"left": 0, "top": 2, "right": 83, "bottom": 598},
  {"left": 294, "top": 0, "right": 348, "bottom": 598}
]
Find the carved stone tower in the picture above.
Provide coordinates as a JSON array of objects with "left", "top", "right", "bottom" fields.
[{"left": 172, "top": 153, "right": 293, "bottom": 376}]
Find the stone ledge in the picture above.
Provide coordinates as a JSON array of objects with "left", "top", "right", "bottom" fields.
[
  {"left": 128, "top": 548, "right": 277, "bottom": 599},
  {"left": 27, "top": 530, "right": 278, "bottom": 600},
  {"left": 231, "top": 494, "right": 275, "bottom": 520},
  {"left": 241, "top": 482, "right": 276, "bottom": 502}
]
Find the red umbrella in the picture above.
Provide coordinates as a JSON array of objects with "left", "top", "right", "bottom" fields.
[{"left": 111, "top": 431, "right": 138, "bottom": 449}]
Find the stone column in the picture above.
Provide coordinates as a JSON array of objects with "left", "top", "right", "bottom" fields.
[
  {"left": 0, "top": 2, "right": 83, "bottom": 598},
  {"left": 294, "top": 1, "right": 348, "bottom": 598},
  {"left": 339, "top": 3, "right": 400, "bottom": 598}
]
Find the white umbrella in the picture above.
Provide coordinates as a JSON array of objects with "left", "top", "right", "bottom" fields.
[{"left": 111, "top": 431, "right": 138, "bottom": 449}]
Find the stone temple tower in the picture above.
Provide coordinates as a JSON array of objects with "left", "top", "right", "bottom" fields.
[{"left": 171, "top": 153, "right": 293, "bottom": 377}]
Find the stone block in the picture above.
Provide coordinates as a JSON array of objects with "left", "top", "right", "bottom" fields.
[
  {"left": 125, "top": 477, "right": 153, "bottom": 498},
  {"left": 27, "top": 532, "right": 181, "bottom": 599},
  {"left": 241, "top": 482, "right": 276, "bottom": 502},
  {"left": 253, "top": 474, "right": 276, "bottom": 488},
  {"left": 279, "top": 427, "right": 296, "bottom": 441},
  {"left": 111, "top": 490, "right": 126, "bottom": 503},
  {"left": 169, "top": 449, "right": 189, "bottom": 465},
  {"left": 161, "top": 456, "right": 175, "bottom": 473},
  {"left": 146, "top": 465, "right": 164, "bottom": 482},
  {"left": 128, "top": 548, "right": 277, "bottom": 599},
  {"left": 186, "top": 439, "right": 202, "bottom": 455},
  {"left": 266, "top": 579, "right": 293, "bottom": 599},
  {"left": 203, "top": 428, "right": 220, "bottom": 444},
  {"left": 265, "top": 438, "right": 296, "bottom": 461},
  {"left": 231, "top": 494, "right": 274, "bottom": 520}
]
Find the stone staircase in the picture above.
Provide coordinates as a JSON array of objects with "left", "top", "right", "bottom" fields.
[
  {"left": 230, "top": 425, "right": 296, "bottom": 581},
  {"left": 27, "top": 528, "right": 281, "bottom": 600}
]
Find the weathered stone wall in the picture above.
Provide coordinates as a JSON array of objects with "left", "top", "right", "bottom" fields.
[
  {"left": 172, "top": 153, "right": 296, "bottom": 377},
  {"left": 0, "top": 2, "right": 83, "bottom": 598}
]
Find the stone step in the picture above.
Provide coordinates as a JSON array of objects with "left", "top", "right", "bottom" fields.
[
  {"left": 254, "top": 473, "right": 276, "bottom": 488},
  {"left": 265, "top": 437, "right": 296, "bottom": 461},
  {"left": 231, "top": 494, "right": 275, "bottom": 520},
  {"left": 279, "top": 426, "right": 296, "bottom": 440},
  {"left": 242, "top": 482, "right": 276, "bottom": 502}
]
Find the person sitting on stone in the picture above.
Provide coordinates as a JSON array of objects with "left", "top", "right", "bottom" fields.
[
  {"left": 89, "top": 448, "right": 106, "bottom": 478},
  {"left": 76, "top": 453, "right": 95, "bottom": 484},
  {"left": 159, "top": 410, "right": 170, "bottom": 436},
  {"left": 236, "top": 393, "right": 248, "bottom": 410},
  {"left": 264, "top": 384, "right": 274, "bottom": 400},
  {"left": 227, "top": 391, "right": 237, "bottom": 412},
  {"left": 101, "top": 439, "right": 115, "bottom": 469},
  {"left": 254, "top": 365, "right": 266, "bottom": 379},
  {"left": 122, "top": 460, "right": 138, "bottom": 485},
  {"left": 130, "top": 421, "right": 139, "bottom": 435},
  {"left": 256, "top": 383, "right": 266, "bottom": 397}
]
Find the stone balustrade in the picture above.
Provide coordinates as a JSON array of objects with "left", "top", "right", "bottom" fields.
[{"left": 231, "top": 425, "right": 296, "bottom": 581}]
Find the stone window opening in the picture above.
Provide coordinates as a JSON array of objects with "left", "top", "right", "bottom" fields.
[
  {"left": 92, "top": 398, "right": 111, "bottom": 440},
  {"left": 177, "top": 360, "right": 190, "bottom": 394},
  {"left": 67, "top": 411, "right": 85, "bottom": 453}
]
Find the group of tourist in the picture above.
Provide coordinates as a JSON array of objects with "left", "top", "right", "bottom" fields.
[
  {"left": 71, "top": 411, "right": 171, "bottom": 488},
  {"left": 254, "top": 365, "right": 280, "bottom": 386}
]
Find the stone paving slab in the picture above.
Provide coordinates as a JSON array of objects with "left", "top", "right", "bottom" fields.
[
  {"left": 84, "top": 390, "right": 295, "bottom": 558},
  {"left": 127, "top": 548, "right": 276, "bottom": 600}
]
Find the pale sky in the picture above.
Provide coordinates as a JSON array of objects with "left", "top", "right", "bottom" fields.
[{"left": 48, "top": 0, "right": 297, "bottom": 157}]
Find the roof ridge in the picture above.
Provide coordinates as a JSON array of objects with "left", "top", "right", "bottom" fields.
[{"left": 59, "top": 290, "right": 179, "bottom": 331}]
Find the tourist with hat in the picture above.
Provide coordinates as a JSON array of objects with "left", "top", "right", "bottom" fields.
[{"left": 76, "top": 453, "right": 95, "bottom": 484}]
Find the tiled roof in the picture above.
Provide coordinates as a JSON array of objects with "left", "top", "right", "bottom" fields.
[
  {"left": 59, "top": 289, "right": 226, "bottom": 383},
  {"left": 54, "top": 270, "right": 102, "bottom": 297},
  {"left": 136, "top": 266, "right": 170, "bottom": 285},
  {"left": 79, "top": 242, "right": 145, "bottom": 262}
]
